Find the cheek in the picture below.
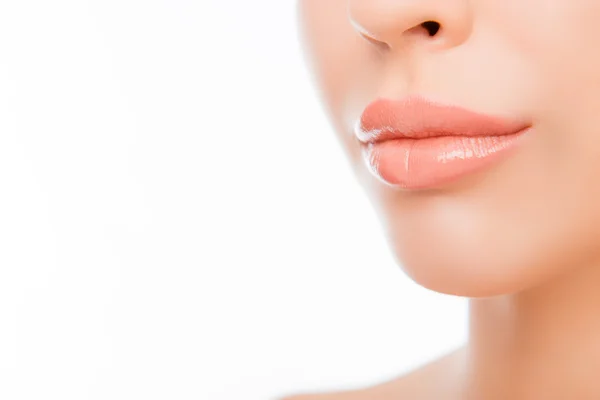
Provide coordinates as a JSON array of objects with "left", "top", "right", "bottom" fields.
[
  {"left": 298, "top": 0, "right": 378, "bottom": 163},
  {"left": 527, "top": 3, "right": 600, "bottom": 199},
  {"left": 298, "top": 0, "right": 361, "bottom": 97}
]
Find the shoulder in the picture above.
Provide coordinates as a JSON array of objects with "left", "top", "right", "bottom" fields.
[{"left": 278, "top": 347, "right": 466, "bottom": 400}]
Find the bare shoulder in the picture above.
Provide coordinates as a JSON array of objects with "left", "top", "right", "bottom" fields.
[{"left": 278, "top": 347, "right": 466, "bottom": 400}]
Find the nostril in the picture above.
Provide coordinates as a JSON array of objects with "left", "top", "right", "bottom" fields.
[{"left": 421, "top": 21, "right": 441, "bottom": 36}]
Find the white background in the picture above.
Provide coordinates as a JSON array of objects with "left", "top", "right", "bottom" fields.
[{"left": 0, "top": 1, "right": 467, "bottom": 399}]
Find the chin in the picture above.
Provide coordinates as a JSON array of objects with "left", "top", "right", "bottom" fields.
[
  {"left": 382, "top": 211, "right": 600, "bottom": 298},
  {"left": 388, "top": 241, "right": 547, "bottom": 298},
  {"left": 364, "top": 181, "right": 600, "bottom": 299}
]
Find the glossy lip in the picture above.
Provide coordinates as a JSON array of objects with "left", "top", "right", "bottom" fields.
[{"left": 355, "top": 96, "right": 533, "bottom": 190}]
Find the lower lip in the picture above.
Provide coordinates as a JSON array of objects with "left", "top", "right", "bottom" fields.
[{"left": 361, "top": 128, "right": 531, "bottom": 190}]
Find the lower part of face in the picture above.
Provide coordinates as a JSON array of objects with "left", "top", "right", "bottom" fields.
[{"left": 298, "top": 0, "right": 600, "bottom": 297}]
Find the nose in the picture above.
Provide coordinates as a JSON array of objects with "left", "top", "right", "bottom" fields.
[{"left": 347, "top": 0, "right": 473, "bottom": 51}]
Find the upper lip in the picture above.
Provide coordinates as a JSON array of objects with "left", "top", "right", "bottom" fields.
[{"left": 355, "top": 96, "right": 531, "bottom": 143}]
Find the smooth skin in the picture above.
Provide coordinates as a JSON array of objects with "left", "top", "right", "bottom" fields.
[{"left": 283, "top": 0, "right": 600, "bottom": 399}]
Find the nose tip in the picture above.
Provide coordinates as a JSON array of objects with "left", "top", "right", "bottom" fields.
[{"left": 348, "top": 0, "right": 472, "bottom": 50}]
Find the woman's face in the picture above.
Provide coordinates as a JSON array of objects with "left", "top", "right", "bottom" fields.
[{"left": 298, "top": 0, "right": 600, "bottom": 297}]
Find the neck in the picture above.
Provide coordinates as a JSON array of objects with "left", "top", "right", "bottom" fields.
[{"left": 465, "top": 262, "right": 600, "bottom": 400}]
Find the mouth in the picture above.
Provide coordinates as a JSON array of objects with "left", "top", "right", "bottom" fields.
[{"left": 355, "top": 96, "right": 532, "bottom": 190}]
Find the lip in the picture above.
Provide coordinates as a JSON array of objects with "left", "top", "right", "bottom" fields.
[{"left": 355, "top": 96, "right": 532, "bottom": 190}]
